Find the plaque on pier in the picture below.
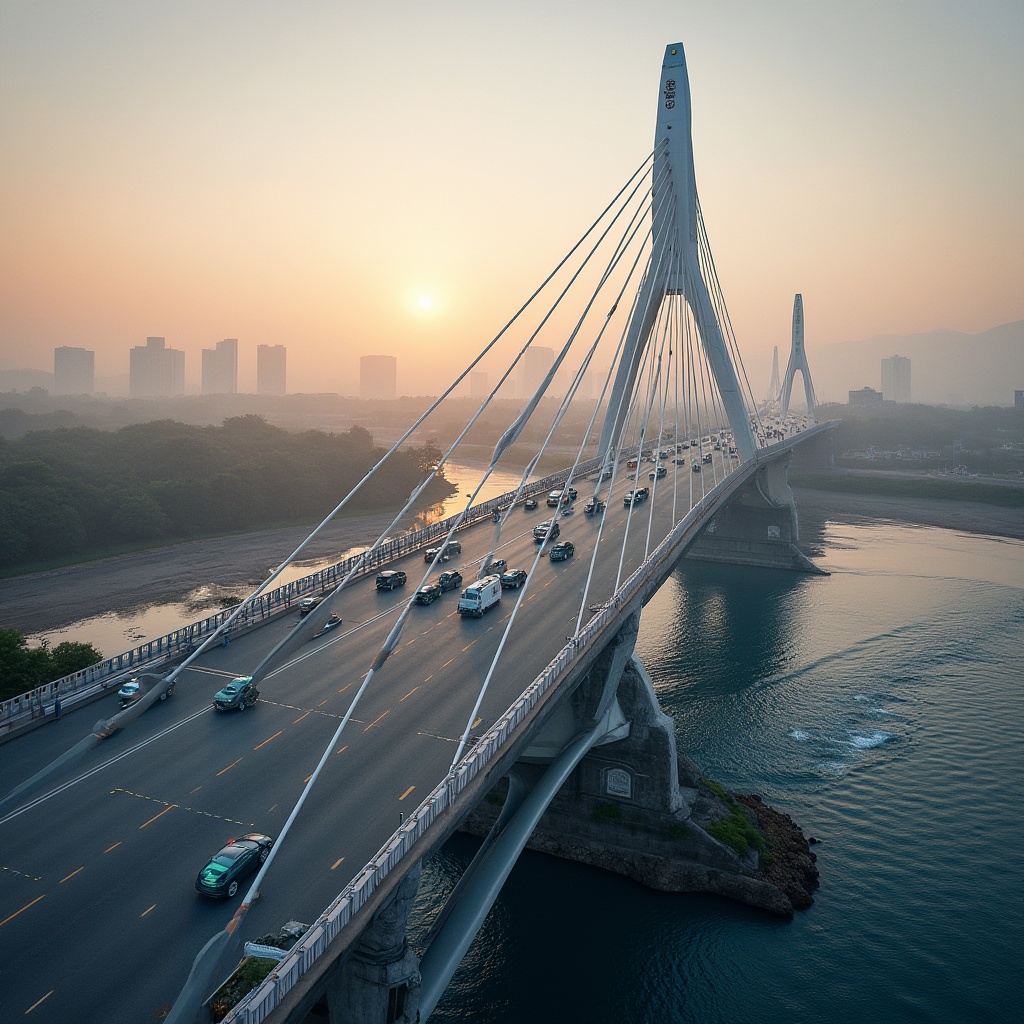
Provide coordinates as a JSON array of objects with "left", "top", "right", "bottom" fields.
[{"left": 604, "top": 767, "right": 633, "bottom": 799}]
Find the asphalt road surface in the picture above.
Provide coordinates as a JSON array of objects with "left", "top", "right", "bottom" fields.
[{"left": 0, "top": 450, "right": 732, "bottom": 1024}]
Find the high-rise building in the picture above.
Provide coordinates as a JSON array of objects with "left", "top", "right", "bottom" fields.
[
  {"left": 54, "top": 346, "right": 95, "bottom": 395},
  {"left": 201, "top": 338, "right": 238, "bottom": 395},
  {"left": 129, "top": 336, "right": 184, "bottom": 398},
  {"left": 881, "top": 355, "right": 911, "bottom": 403},
  {"left": 520, "top": 346, "right": 554, "bottom": 399},
  {"left": 360, "top": 354, "right": 397, "bottom": 399},
  {"left": 469, "top": 370, "right": 488, "bottom": 399},
  {"left": 257, "top": 345, "right": 287, "bottom": 395}
]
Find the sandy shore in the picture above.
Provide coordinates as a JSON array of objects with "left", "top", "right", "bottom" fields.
[
  {"left": 1, "top": 489, "right": 1019, "bottom": 636},
  {"left": 0, "top": 512, "right": 401, "bottom": 634}
]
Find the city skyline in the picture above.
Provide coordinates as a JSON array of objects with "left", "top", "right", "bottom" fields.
[{"left": 1, "top": 3, "right": 1021, "bottom": 398}]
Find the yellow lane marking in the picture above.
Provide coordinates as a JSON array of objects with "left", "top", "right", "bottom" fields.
[
  {"left": 461, "top": 640, "right": 477, "bottom": 652},
  {"left": 472, "top": 718, "right": 482, "bottom": 729},
  {"left": 292, "top": 712, "right": 310, "bottom": 724},
  {"left": 331, "top": 857, "right": 346, "bottom": 870},
  {"left": 104, "top": 842, "right": 121, "bottom": 853},
  {"left": 317, "top": 698, "right": 330, "bottom": 707},
  {"left": 400, "top": 687, "right": 418, "bottom": 702},
  {"left": 59, "top": 867, "right": 85, "bottom": 884},
  {"left": 0, "top": 894, "right": 45, "bottom": 929},
  {"left": 335, "top": 744, "right": 349, "bottom": 755},
  {"left": 139, "top": 804, "right": 177, "bottom": 829},
  {"left": 363, "top": 710, "right": 390, "bottom": 733},
  {"left": 254, "top": 731, "right": 283, "bottom": 750},
  {"left": 189, "top": 786, "right": 202, "bottom": 794},
  {"left": 399, "top": 786, "right": 416, "bottom": 801},
  {"left": 217, "top": 758, "right": 243, "bottom": 776},
  {"left": 140, "top": 904, "right": 157, "bottom": 918},
  {"left": 441, "top": 658, "right": 455, "bottom": 669},
  {"left": 405, "top": 637, "right": 416, "bottom": 645},
  {"left": 423, "top": 674, "right": 433, "bottom": 683},
  {"left": 339, "top": 681, "right": 356, "bottom": 693},
  {"left": 24, "top": 989, "right": 54, "bottom": 1013}
]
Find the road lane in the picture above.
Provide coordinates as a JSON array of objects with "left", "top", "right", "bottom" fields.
[{"left": 0, "top": 452, "right": 723, "bottom": 1022}]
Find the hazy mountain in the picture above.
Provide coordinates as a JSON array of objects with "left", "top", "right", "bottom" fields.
[{"left": 812, "top": 321, "right": 1023, "bottom": 407}]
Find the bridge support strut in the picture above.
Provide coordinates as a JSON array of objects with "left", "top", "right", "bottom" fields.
[{"left": 324, "top": 862, "right": 422, "bottom": 1024}]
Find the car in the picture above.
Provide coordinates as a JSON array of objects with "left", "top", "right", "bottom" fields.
[
  {"left": 601, "top": 469, "right": 613, "bottom": 480},
  {"left": 692, "top": 461, "right": 702, "bottom": 473},
  {"left": 584, "top": 499, "right": 606, "bottom": 515},
  {"left": 117, "top": 675, "right": 174, "bottom": 708},
  {"left": 423, "top": 547, "right": 450, "bottom": 563},
  {"left": 500, "top": 569, "right": 528, "bottom": 589},
  {"left": 298, "top": 596, "right": 323, "bottom": 616},
  {"left": 437, "top": 570, "right": 463, "bottom": 592},
  {"left": 415, "top": 582, "right": 441, "bottom": 605},
  {"left": 117, "top": 677, "right": 142, "bottom": 707},
  {"left": 485, "top": 558, "right": 508, "bottom": 573},
  {"left": 567, "top": 486, "right": 578, "bottom": 501},
  {"left": 376, "top": 570, "right": 407, "bottom": 590},
  {"left": 649, "top": 466, "right": 667, "bottom": 480},
  {"left": 549, "top": 542, "right": 575, "bottom": 561},
  {"left": 560, "top": 505, "right": 575, "bottom": 517},
  {"left": 213, "top": 676, "right": 260, "bottom": 711},
  {"left": 534, "top": 519, "right": 560, "bottom": 543},
  {"left": 313, "top": 613, "right": 342, "bottom": 636},
  {"left": 195, "top": 833, "right": 274, "bottom": 899},
  {"left": 524, "top": 498, "right": 539, "bottom": 510}
]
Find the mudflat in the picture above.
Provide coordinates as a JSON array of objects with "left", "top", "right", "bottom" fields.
[
  {"left": 0, "top": 512, "right": 399, "bottom": 634},
  {"left": 2, "top": 491, "right": 1020, "bottom": 636}
]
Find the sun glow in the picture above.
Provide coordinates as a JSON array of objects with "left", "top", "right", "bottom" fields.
[{"left": 415, "top": 293, "right": 436, "bottom": 314}]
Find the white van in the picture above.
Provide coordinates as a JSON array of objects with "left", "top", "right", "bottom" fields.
[{"left": 457, "top": 575, "right": 502, "bottom": 618}]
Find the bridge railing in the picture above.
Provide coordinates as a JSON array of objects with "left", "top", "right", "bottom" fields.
[
  {"left": 0, "top": 457, "right": 607, "bottom": 738},
  {"left": 223, "top": 454, "right": 730, "bottom": 1024}
]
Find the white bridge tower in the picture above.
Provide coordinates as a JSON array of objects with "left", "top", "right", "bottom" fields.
[
  {"left": 600, "top": 43, "right": 757, "bottom": 464},
  {"left": 778, "top": 293, "right": 817, "bottom": 418}
]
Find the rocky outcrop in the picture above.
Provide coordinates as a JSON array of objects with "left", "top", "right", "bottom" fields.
[
  {"left": 459, "top": 753, "right": 819, "bottom": 919},
  {"left": 733, "top": 793, "right": 819, "bottom": 910}
]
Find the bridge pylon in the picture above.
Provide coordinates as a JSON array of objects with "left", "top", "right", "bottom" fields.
[
  {"left": 778, "top": 293, "right": 817, "bottom": 419},
  {"left": 768, "top": 345, "right": 781, "bottom": 403},
  {"left": 599, "top": 42, "right": 757, "bottom": 467}
]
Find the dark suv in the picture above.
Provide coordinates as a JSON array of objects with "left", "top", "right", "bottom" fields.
[
  {"left": 376, "top": 570, "right": 407, "bottom": 591},
  {"left": 438, "top": 570, "right": 463, "bottom": 592}
]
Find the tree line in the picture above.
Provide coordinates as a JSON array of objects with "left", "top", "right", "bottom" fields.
[
  {"left": 0, "top": 415, "right": 450, "bottom": 571},
  {"left": 0, "top": 630, "right": 102, "bottom": 701}
]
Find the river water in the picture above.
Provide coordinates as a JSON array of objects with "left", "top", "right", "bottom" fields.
[{"left": 418, "top": 516, "right": 1024, "bottom": 1024}]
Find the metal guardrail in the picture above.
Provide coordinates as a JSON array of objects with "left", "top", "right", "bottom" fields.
[{"left": 0, "top": 459, "right": 605, "bottom": 738}]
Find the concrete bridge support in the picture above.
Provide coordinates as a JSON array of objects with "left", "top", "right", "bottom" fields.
[
  {"left": 686, "top": 453, "right": 824, "bottom": 573},
  {"left": 460, "top": 609, "right": 803, "bottom": 918},
  {"left": 324, "top": 863, "right": 422, "bottom": 1024}
]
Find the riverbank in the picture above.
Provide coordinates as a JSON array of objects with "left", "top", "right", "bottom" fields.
[{"left": 2, "top": 485, "right": 1019, "bottom": 637}]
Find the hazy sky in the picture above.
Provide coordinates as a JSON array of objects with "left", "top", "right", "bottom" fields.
[{"left": 2, "top": 1, "right": 1021, "bottom": 396}]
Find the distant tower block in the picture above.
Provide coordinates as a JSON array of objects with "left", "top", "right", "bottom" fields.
[
  {"left": 768, "top": 346, "right": 781, "bottom": 402},
  {"left": 779, "top": 294, "right": 817, "bottom": 418}
]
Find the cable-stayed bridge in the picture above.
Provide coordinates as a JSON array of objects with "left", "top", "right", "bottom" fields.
[{"left": 0, "top": 42, "right": 834, "bottom": 1024}]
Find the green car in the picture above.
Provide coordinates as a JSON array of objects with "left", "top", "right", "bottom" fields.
[{"left": 213, "top": 676, "right": 260, "bottom": 712}]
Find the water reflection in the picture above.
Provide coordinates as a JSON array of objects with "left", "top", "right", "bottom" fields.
[{"left": 28, "top": 462, "right": 532, "bottom": 657}]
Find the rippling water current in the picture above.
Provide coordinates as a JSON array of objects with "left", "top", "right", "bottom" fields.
[{"left": 415, "top": 518, "right": 1024, "bottom": 1024}]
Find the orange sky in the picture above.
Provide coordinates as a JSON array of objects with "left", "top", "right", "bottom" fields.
[{"left": 1, "top": 2, "right": 1021, "bottom": 396}]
